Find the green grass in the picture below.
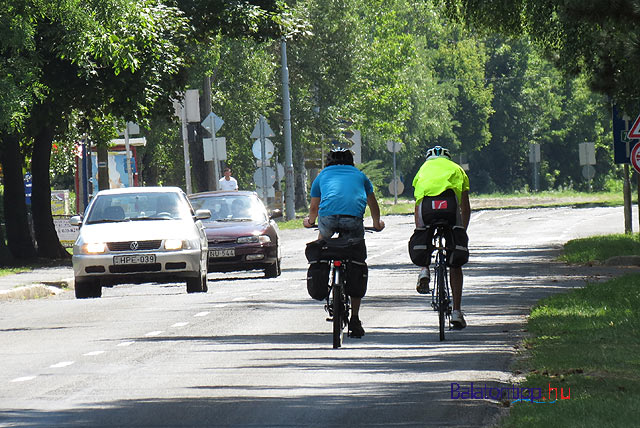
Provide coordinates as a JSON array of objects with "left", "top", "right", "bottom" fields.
[
  {"left": 501, "top": 274, "right": 640, "bottom": 427},
  {"left": 0, "top": 267, "right": 32, "bottom": 277},
  {"left": 560, "top": 234, "right": 640, "bottom": 263}
]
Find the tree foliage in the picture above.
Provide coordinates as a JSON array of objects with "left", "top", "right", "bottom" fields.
[{"left": 439, "top": 0, "right": 640, "bottom": 111}]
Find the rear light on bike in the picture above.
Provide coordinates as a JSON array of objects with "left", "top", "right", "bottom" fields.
[{"left": 333, "top": 261, "right": 342, "bottom": 267}]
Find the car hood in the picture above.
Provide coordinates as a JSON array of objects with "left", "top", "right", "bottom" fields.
[
  {"left": 202, "top": 220, "right": 269, "bottom": 238},
  {"left": 79, "top": 220, "right": 197, "bottom": 242}
]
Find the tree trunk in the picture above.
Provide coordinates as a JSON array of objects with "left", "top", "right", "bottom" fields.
[
  {"left": 0, "top": 133, "right": 37, "bottom": 260},
  {"left": 30, "top": 104, "right": 70, "bottom": 260},
  {"left": 189, "top": 123, "right": 207, "bottom": 193},
  {"left": 97, "top": 144, "right": 109, "bottom": 190}
]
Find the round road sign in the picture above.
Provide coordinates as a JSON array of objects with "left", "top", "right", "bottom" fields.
[
  {"left": 253, "top": 167, "right": 276, "bottom": 187},
  {"left": 252, "top": 138, "right": 274, "bottom": 160},
  {"left": 632, "top": 142, "right": 640, "bottom": 174},
  {"left": 582, "top": 165, "right": 595, "bottom": 180},
  {"left": 388, "top": 177, "right": 404, "bottom": 195}
]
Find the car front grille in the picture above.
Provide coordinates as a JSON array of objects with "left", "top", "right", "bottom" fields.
[
  {"left": 109, "top": 263, "right": 162, "bottom": 273},
  {"left": 208, "top": 238, "right": 236, "bottom": 245},
  {"left": 209, "top": 255, "right": 243, "bottom": 263},
  {"left": 107, "top": 240, "right": 162, "bottom": 251}
]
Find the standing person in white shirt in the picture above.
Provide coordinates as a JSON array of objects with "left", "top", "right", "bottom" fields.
[{"left": 219, "top": 167, "right": 238, "bottom": 191}]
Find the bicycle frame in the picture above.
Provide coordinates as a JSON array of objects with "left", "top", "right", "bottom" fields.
[
  {"left": 326, "top": 260, "right": 350, "bottom": 349},
  {"left": 430, "top": 223, "right": 452, "bottom": 341}
]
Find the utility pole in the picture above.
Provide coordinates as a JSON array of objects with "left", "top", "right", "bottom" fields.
[
  {"left": 281, "top": 38, "right": 295, "bottom": 220},
  {"left": 202, "top": 75, "right": 216, "bottom": 190}
]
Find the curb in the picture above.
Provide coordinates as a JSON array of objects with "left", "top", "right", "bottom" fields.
[{"left": 0, "top": 278, "right": 74, "bottom": 301}]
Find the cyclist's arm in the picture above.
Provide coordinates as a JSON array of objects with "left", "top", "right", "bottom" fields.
[
  {"left": 460, "top": 190, "right": 471, "bottom": 229},
  {"left": 366, "top": 193, "right": 385, "bottom": 231},
  {"left": 303, "top": 197, "right": 321, "bottom": 227}
]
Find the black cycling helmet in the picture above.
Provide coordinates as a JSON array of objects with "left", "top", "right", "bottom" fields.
[
  {"left": 326, "top": 147, "right": 354, "bottom": 166},
  {"left": 425, "top": 145, "right": 451, "bottom": 160}
]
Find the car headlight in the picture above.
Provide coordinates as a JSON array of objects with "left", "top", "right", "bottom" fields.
[
  {"left": 164, "top": 239, "right": 186, "bottom": 250},
  {"left": 237, "top": 235, "right": 271, "bottom": 244},
  {"left": 82, "top": 242, "right": 107, "bottom": 254}
]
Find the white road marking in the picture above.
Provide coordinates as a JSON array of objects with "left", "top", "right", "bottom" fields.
[
  {"left": 10, "top": 376, "right": 37, "bottom": 382},
  {"left": 232, "top": 297, "right": 246, "bottom": 301},
  {"left": 50, "top": 361, "right": 75, "bottom": 368},
  {"left": 117, "top": 341, "right": 135, "bottom": 347},
  {"left": 171, "top": 322, "right": 189, "bottom": 328},
  {"left": 82, "top": 351, "right": 105, "bottom": 356},
  {"left": 194, "top": 311, "right": 209, "bottom": 317},
  {"left": 211, "top": 303, "right": 227, "bottom": 308},
  {"left": 145, "top": 331, "right": 163, "bottom": 337}
]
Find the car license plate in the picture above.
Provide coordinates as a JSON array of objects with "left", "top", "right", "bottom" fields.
[
  {"left": 209, "top": 248, "right": 235, "bottom": 258},
  {"left": 113, "top": 254, "right": 157, "bottom": 264}
]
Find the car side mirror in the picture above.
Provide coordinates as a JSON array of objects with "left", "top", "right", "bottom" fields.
[
  {"left": 69, "top": 215, "right": 83, "bottom": 227},
  {"left": 269, "top": 209, "right": 283, "bottom": 220},
  {"left": 195, "top": 209, "right": 211, "bottom": 220}
]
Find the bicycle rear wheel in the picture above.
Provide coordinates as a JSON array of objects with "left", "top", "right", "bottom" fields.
[
  {"left": 436, "top": 264, "right": 446, "bottom": 341},
  {"left": 332, "top": 284, "right": 344, "bottom": 348}
]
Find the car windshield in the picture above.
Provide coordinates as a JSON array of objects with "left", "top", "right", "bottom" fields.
[
  {"left": 85, "top": 192, "right": 192, "bottom": 224},
  {"left": 190, "top": 195, "right": 267, "bottom": 222}
]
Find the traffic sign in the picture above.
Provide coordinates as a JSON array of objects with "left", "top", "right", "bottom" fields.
[
  {"left": 256, "top": 186, "right": 276, "bottom": 198},
  {"left": 252, "top": 138, "right": 274, "bottom": 159},
  {"left": 628, "top": 113, "right": 640, "bottom": 139},
  {"left": 578, "top": 142, "right": 596, "bottom": 166},
  {"left": 388, "top": 177, "right": 404, "bottom": 195},
  {"left": 631, "top": 142, "right": 640, "bottom": 174},
  {"left": 613, "top": 104, "right": 633, "bottom": 164},
  {"left": 203, "top": 137, "right": 227, "bottom": 161},
  {"left": 582, "top": 165, "right": 596, "bottom": 180},
  {"left": 201, "top": 112, "right": 224, "bottom": 134},
  {"left": 251, "top": 115, "right": 275, "bottom": 139},
  {"left": 254, "top": 167, "right": 276, "bottom": 187},
  {"left": 386, "top": 140, "right": 403, "bottom": 153}
]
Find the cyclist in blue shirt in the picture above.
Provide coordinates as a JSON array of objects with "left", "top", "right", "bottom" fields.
[{"left": 303, "top": 148, "right": 385, "bottom": 337}]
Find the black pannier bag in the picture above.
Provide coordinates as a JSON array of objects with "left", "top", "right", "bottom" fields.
[
  {"left": 306, "top": 237, "right": 367, "bottom": 300},
  {"left": 420, "top": 189, "right": 458, "bottom": 226},
  {"left": 408, "top": 227, "right": 435, "bottom": 267},
  {"left": 305, "top": 237, "right": 367, "bottom": 263},
  {"left": 447, "top": 226, "right": 469, "bottom": 268},
  {"left": 307, "top": 261, "right": 330, "bottom": 300},
  {"left": 345, "top": 260, "right": 368, "bottom": 298}
]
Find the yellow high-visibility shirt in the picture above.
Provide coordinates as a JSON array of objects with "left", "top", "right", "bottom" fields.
[{"left": 412, "top": 157, "right": 469, "bottom": 204}]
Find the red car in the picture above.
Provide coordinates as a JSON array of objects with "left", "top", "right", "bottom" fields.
[{"left": 188, "top": 191, "right": 282, "bottom": 277}]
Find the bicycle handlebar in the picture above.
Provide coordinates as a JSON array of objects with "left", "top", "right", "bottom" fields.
[{"left": 303, "top": 223, "right": 382, "bottom": 232}]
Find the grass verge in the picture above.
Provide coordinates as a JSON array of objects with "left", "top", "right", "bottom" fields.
[
  {"left": 559, "top": 233, "right": 640, "bottom": 264},
  {"left": 501, "top": 273, "right": 640, "bottom": 427}
]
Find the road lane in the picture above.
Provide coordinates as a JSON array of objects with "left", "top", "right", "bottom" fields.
[{"left": 0, "top": 207, "right": 633, "bottom": 427}]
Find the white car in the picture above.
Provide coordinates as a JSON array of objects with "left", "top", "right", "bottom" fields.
[{"left": 70, "top": 187, "right": 210, "bottom": 299}]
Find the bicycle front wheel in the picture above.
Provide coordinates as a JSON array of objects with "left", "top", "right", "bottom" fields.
[
  {"left": 332, "top": 285, "right": 344, "bottom": 348},
  {"left": 437, "top": 265, "right": 446, "bottom": 341}
]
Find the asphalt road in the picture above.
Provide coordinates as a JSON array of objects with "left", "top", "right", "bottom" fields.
[{"left": 0, "top": 206, "right": 634, "bottom": 427}]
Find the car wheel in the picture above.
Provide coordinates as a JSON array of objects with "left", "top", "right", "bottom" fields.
[
  {"left": 186, "top": 268, "right": 207, "bottom": 293},
  {"left": 202, "top": 272, "right": 208, "bottom": 293},
  {"left": 75, "top": 278, "right": 102, "bottom": 299},
  {"left": 264, "top": 260, "right": 281, "bottom": 278}
]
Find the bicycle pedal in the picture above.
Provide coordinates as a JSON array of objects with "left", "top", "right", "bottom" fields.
[{"left": 326, "top": 317, "right": 333, "bottom": 322}]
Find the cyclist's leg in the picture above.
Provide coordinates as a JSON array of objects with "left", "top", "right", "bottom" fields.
[
  {"left": 450, "top": 266, "right": 463, "bottom": 311},
  {"left": 317, "top": 215, "right": 340, "bottom": 239},
  {"left": 337, "top": 216, "right": 365, "bottom": 240},
  {"left": 414, "top": 202, "right": 432, "bottom": 292}
]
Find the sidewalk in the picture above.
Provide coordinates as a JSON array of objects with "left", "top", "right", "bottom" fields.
[{"left": 0, "top": 266, "right": 74, "bottom": 301}]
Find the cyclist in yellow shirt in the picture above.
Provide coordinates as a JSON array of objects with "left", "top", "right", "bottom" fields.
[{"left": 413, "top": 146, "right": 471, "bottom": 329}]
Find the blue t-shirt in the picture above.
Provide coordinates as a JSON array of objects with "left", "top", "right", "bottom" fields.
[{"left": 310, "top": 165, "right": 374, "bottom": 217}]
